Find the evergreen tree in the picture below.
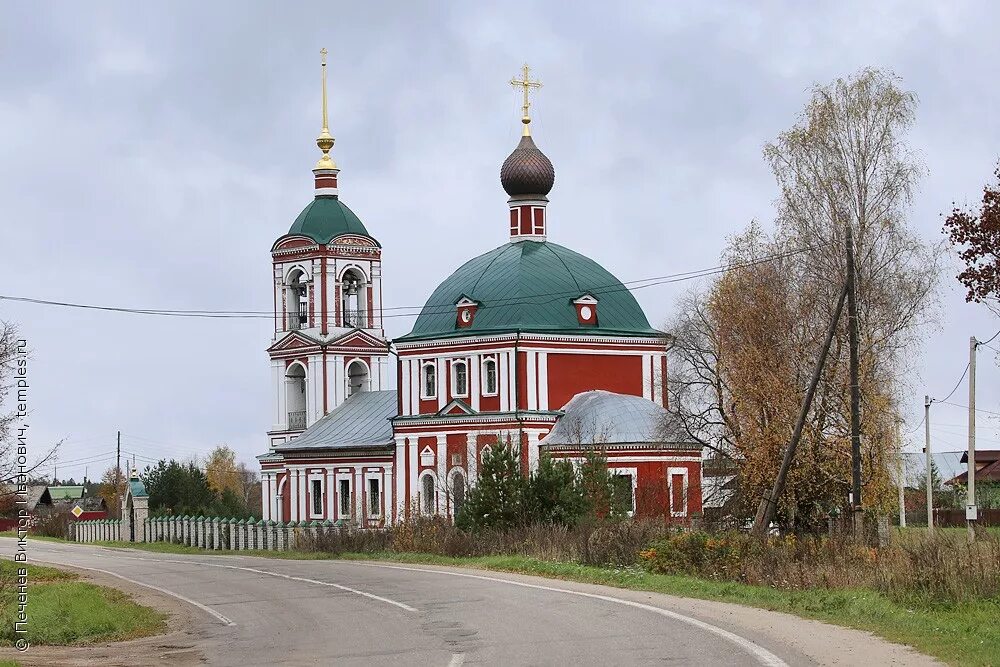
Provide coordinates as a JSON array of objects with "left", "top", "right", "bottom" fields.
[
  {"left": 455, "top": 438, "right": 526, "bottom": 530},
  {"left": 578, "top": 449, "right": 628, "bottom": 519},
  {"left": 524, "top": 453, "right": 587, "bottom": 526}
]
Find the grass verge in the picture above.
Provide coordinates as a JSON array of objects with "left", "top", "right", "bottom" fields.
[
  {"left": 91, "top": 540, "right": 997, "bottom": 666},
  {"left": 0, "top": 561, "right": 166, "bottom": 646}
]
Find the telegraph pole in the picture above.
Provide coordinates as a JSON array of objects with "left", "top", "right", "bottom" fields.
[
  {"left": 846, "top": 223, "right": 863, "bottom": 539},
  {"left": 116, "top": 430, "right": 121, "bottom": 489},
  {"left": 897, "top": 419, "right": 906, "bottom": 528},
  {"left": 967, "top": 337, "right": 977, "bottom": 543},
  {"left": 924, "top": 396, "right": 933, "bottom": 532}
]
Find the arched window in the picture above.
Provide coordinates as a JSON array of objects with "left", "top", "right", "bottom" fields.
[
  {"left": 421, "top": 362, "right": 437, "bottom": 399},
  {"left": 421, "top": 474, "right": 435, "bottom": 515},
  {"left": 449, "top": 470, "right": 466, "bottom": 519},
  {"left": 347, "top": 360, "right": 370, "bottom": 397},
  {"left": 286, "top": 269, "right": 309, "bottom": 330},
  {"left": 452, "top": 360, "right": 468, "bottom": 397},
  {"left": 341, "top": 268, "right": 366, "bottom": 328},
  {"left": 285, "top": 363, "right": 307, "bottom": 430},
  {"left": 482, "top": 357, "right": 497, "bottom": 395}
]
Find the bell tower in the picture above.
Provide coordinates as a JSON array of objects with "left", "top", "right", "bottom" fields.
[{"left": 265, "top": 50, "right": 390, "bottom": 449}]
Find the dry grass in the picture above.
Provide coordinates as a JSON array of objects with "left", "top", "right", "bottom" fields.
[
  {"left": 640, "top": 528, "right": 1000, "bottom": 603},
  {"left": 300, "top": 516, "right": 672, "bottom": 567}
]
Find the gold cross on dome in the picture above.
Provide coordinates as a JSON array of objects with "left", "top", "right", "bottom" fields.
[{"left": 510, "top": 64, "right": 542, "bottom": 135}]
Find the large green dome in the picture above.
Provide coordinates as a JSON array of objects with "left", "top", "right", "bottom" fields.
[
  {"left": 398, "top": 240, "right": 660, "bottom": 341},
  {"left": 285, "top": 196, "right": 378, "bottom": 246}
]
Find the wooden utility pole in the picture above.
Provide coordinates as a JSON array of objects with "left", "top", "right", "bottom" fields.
[
  {"left": 752, "top": 279, "right": 849, "bottom": 537},
  {"left": 924, "top": 396, "right": 933, "bottom": 532},
  {"left": 967, "top": 336, "right": 977, "bottom": 543},
  {"left": 846, "top": 223, "right": 863, "bottom": 539}
]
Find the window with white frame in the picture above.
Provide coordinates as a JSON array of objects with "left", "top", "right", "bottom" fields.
[
  {"left": 367, "top": 477, "right": 381, "bottom": 517},
  {"left": 338, "top": 478, "right": 351, "bottom": 518},
  {"left": 482, "top": 357, "right": 498, "bottom": 395},
  {"left": 610, "top": 470, "right": 636, "bottom": 516},
  {"left": 421, "top": 474, "right": 435, "bottom": 515},
  {"left": 310, "top": 478, "right": 323, "bottom": 518},
  {"left": 452, "top": 360, "right": 468, "bottom": 397},
  {"left": 669, "top": 468, "right": 688, "bottom": 517},
  {"left": 421, "top": 362, "right": 436, "bottom": 399}
]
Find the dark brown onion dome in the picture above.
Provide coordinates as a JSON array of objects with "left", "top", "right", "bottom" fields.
[{"left": 500, "top": 135, "right": 555, "bottom": 197}]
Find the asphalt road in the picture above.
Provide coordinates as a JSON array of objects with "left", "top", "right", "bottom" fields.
[{"left": 3, "top": 538, "right": 939, "bottom": 667}]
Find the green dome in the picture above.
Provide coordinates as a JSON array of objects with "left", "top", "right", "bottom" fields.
[
  {"left": 286, "top": 196, "right": 378, "bottom": 246},
  {"left": 398, "top": 240, "right": 660, "bottom": 341}
]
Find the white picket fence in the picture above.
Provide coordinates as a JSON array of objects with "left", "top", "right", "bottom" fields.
[{"left": 73, "top": 517, "right": 339, "bottom": 551}]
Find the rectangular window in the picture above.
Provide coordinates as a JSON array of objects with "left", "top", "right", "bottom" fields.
[
  {"left": 612, "top": 473, "right": 635, "bottom": 516},
  {"left": 671, "top": 473, "right": 686, "bottom": 516},
  {"left": 338, "top": 478, "right": 351, "bottom": 518},
  {"left": 367, "top": 478, "right": 381, "bottom": 517},
  {"left": 311, "top": 479, "right": 323, "bottom": 517}
]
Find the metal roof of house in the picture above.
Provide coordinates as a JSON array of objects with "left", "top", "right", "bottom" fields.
[
  {"left": 24, "top": 485, "right": 51, "bottom": 511},
  {"left": 47, "top": 485, "right": 85, "bottom": 501},
  {"left": 541, "top": 390, "right": 696, "bottom": 447},
  {"left": 274, "top": 390, "right": 397, "bottom": 451}
]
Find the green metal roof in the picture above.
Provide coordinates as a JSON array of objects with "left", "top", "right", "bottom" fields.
[
  {"left": 285, "top": 196, "right": 378, "bottom": 246},
  {"left": 47, "top": 485, "right": 84, "bottom": 501},
  {"left": 129, "top": 479, "right": 148, "bottom": 498},
  {"left": 398, "top": 240, "right": 661, "bottom": 341}
]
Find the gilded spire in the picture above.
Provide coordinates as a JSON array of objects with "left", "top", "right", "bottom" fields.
[
  {"left": 315, "top": 48, "right": 337, "bottom": 170},
  {"left": 510, "top": 64, "right": 542, "bottom": 136}
]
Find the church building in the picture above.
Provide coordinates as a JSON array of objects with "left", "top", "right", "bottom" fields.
[{"left": 258, "top": 57, "right": 702, "bottom": 526}]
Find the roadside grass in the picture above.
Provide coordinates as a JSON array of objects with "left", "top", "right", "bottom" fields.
[
  {"left": 88, "top": 540, "right": 998, "bottom": 666},
  {"left": 0, "top": 562, "right": 166, "bottom": 646}
]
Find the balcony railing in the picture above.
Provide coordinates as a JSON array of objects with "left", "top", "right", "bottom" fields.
[
  {"left": 287, "top": 411, "right": 306, "bottom": 430},
  {"left": 286, "top": 313, "right": 307, "bottom": 331},
  {"left": 342, "top": 309, "right": 367, "bottom": 328}
]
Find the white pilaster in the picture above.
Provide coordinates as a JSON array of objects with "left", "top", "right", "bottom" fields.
[
  {"left": 401, "top": 360, "right": 411, "bottom": 416},
  {"left": 642, "top": 353, "right": 653, "bottom": 401},
  {"left": 409, "top": 359, "right": 419, "bottom": 415},
  {"left": 526, "top": 351, "right": 537, "bottom": 410},
  {"left": 527, "top": 429, "right": 542, "bottom": 473},
  {"left": 499, "top": 352, "right": 510, "bottom": 412},
  {"left": 436, "top": 434, "right": 447, "bottom": 515},
  {"left": 326, "top": 469, "right": 335, "bottom": 519},
  {"left": 333, "top": 355, "right": 345, "bottom": 409},
  {"left": 466, "top": 432, "right": 478, "bottom": 485},
  {"left": 395, "top": 437, "right": 407, "bottom": 521},
  {"left": 408, "top": 438, "right": 418, "bottom": 506},
  {"left": 470, "top": 353, "right": 481, "bottom": 412},
  {"left": 538, "top": 352, "right": 549, "bottom": 410},
  {"left": 289, "top": 471, "right": 299, "bottom": 522},
  {"left": 353, "top": 466, "right": 363, "bottom": 522},
  {"left": 384, "top": 466, "right": 393, "bottom": 523},
  {"left": 437, "top": 358, "right": 447, "bottom": 410}
]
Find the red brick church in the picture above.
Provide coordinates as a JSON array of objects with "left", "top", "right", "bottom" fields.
[{"left": 258, "top": 58, "right": 701, "bottom": 525}]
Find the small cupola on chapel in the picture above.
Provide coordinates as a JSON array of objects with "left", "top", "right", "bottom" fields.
[{"left": 501, "top": 64, "right": 555, "bottom": 242}]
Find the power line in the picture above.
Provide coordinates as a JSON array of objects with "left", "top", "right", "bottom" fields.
[
  {"left": 0, "top": 243, "right": 826, "bottom": 322},
  {"left": 937, "top": 401, "right": 1000, "bottom": 418},
  {"left": 931, "top": 362, "right": 970, "bottom": 404}
]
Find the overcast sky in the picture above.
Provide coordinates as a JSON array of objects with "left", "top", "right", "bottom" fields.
[{"left": 2, "top": 2, "right": 998, "bottom": 480}]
